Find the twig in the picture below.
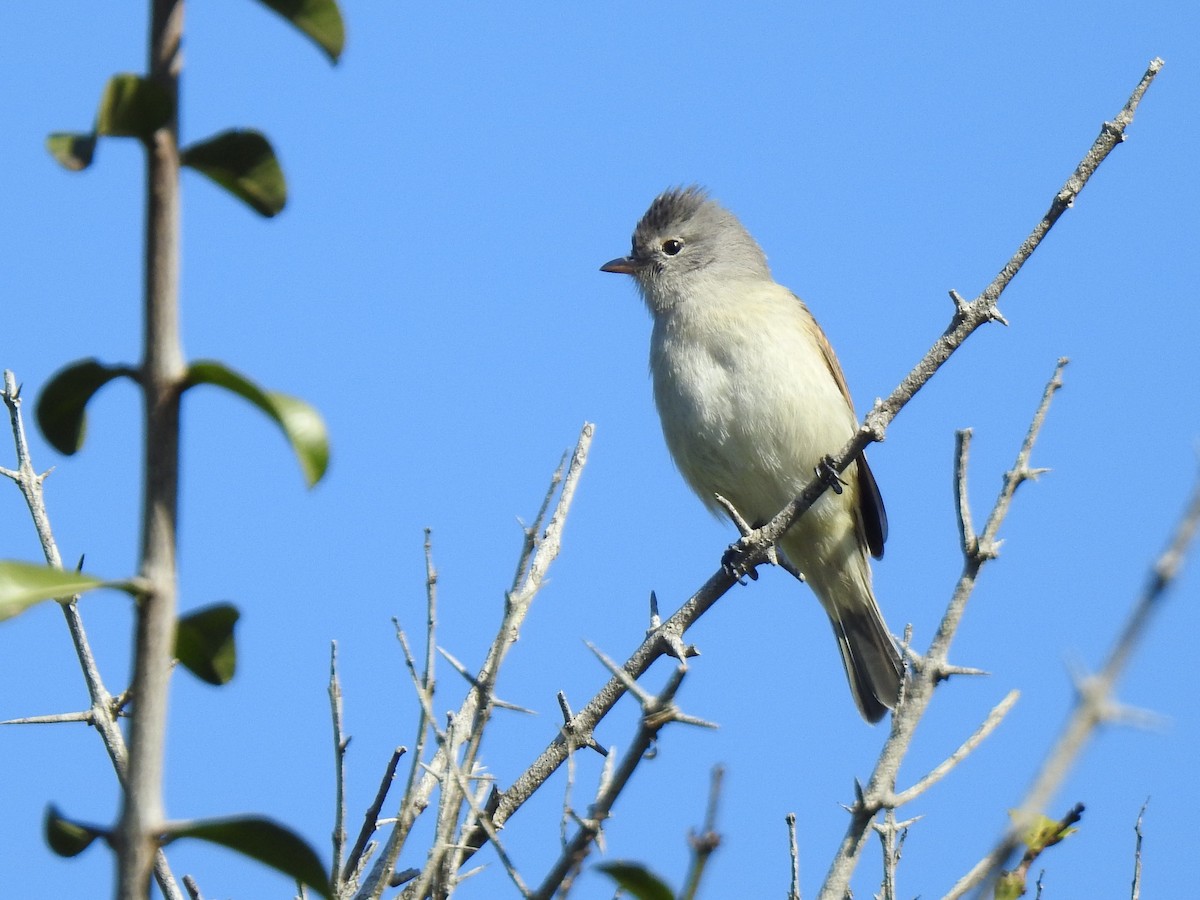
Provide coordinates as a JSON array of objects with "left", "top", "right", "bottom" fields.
[
  {"left": 344, "top": 746, "right": 406, "bottom": 884},
  {"left": 2, "top": 372, "right": 181, "bottom": 898},
  {"left": 946, "top": 469, "right": 1200, "bottom": 898},
  {"left": 890, "top": 690, "right": 1019, "bottom": 806},
  {"left": 680, "top": 765, "right": 725, "bottom": 900},
  {"left": 329, "top": 641, "right": 349, "bottom": 888},
  {"left": 358, "top": 533, "right": 442, "bottom": 899},
  {"left": 370, "top": 425, "right": 594, "bottom": 900},
  {"left": 531, "top": 665, "right": 713, "bottom": 898},
  {"left": 954, "top": 429, "right": 978, "bottom": 557},
  {"left": 818, "top": 359, "right": 1070, "bottom": 899},
  {"left": 438, "top": 744, "right": 531, "bottom": 898},
  {"left": 786, "top": 813, "right": 801, "bottom": 900},
  {"left": 991, "top": 803, "right": 1085, "bottom": 899},
  {"left": 874, "top": 810, "right": 917, "bottom": 900},
  {"left": 1131, "top": 799, "right": 1147, "bottom": 900},
  {"left": 511, "top": 453, "right": 564, "bottom": 590}
]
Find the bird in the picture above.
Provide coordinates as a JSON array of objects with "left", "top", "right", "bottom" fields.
[{"left": 600, "top": 185, "right": 904, "bottom": 722}]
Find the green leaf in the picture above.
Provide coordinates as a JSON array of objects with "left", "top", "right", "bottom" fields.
[
  {"left": 181, "top": 130, "right": 287, "bottom": 217},
  {"left": 44, "top": 805, "right": 106, "bottom": 857},
  {"left": 595, "top": 861, "right": 676, "bottom": 900},
  {"left": 36, "top": 359, "right": 134, "bottom": 454},
  {"left": 0, "top": 562, "right": 107, "bottom": 622},
  {"left": 254, "top": 0, "right": 346, "bottom": 63},
  {"left": 175, "top": 604, "right": 240, "bottom": 685},
  {"left": 96, "top": 73, "right": 172, "bottom": 139},
  {"left": 46, "top": 132, "right": 98, "bottom": 171},
  {"left": 44, "top": 74, "right": 172, "bottom": 171},
  {"left": 164, "top": 816, "right": 331, "bottom": 899},
  {"left": 994, "top": 871, "right": 1024, "bottom": 900},
  {"left": 185, "top": 361, "right": 329, "bottom": 487}
]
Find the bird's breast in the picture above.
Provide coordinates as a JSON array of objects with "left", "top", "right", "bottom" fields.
[{"left": 648, "top": 295, "right": 856, "bottom": 524}]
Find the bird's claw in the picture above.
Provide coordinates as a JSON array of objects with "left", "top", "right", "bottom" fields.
[
  {"left": 815, "top": 455, "right": 847, "bottom": 495},
  {"left": 722, "top": 543, "right": 759, "bottom": 584}
]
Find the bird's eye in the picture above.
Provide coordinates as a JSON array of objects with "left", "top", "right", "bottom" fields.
[{"left": 661, "top": 239, "right": 684, "bottom": 256}]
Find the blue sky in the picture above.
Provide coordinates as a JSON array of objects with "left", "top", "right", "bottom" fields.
[{"left": 2, "top": 2, "right": 1198, "bottom": 897}]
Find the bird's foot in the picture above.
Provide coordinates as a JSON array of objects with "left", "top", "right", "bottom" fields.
[
  {"left": 721, "top": 542, "right": 760, "bottom": 583},
  {"left": 815, "top": 455, "right": 847, "bottom": 495}
]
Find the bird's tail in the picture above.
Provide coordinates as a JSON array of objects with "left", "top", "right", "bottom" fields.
[
  {"left": 828, "top": 597, "right": 904, "bottom": 722},
  {"left": 782, "top": 530, "right": 905, "bottom": 722}
]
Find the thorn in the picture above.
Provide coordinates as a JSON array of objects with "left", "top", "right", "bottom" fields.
[
  {"left": 939, "top": 664, "right": 990, "bottom": 679},
  {"left": 713, "top": 493, "right": 753, "bottom": 536},
  {"left": 586, "top": 641, "right": 651, "bottom": 704}
]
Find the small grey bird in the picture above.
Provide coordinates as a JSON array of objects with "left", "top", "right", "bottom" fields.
[{"left": 601, "top": 185, "right": 903, "bottom": 722}]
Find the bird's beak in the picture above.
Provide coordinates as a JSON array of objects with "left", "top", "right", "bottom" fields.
[{"left": 600, "top": 256, "right": 639, "bottom": 275}]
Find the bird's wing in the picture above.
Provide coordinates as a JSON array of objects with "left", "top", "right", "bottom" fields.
[{"left": 802, "top": 297, "right": 889, "bottom": 559}]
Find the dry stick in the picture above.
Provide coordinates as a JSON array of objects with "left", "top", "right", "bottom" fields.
[
  {"left": 945, "top": 475, "right": 1200, "bottom": 899},
  {"left": 1130, "top": 800, "right": 1147, "bottom": 900},
  {"left": 359, "top": 533, "right": 442, "bottom": 899},
  {"left": 680, "top": 764, "right": 725, "bottom": 900},
  {"left": 875, "top": 810, "right": 918, "bottom": 900},
  {"left": 476, "top": 59, "right": 1165, "bottom": 883},
  {"left": 119, "top": 1, "right": 188, "bottom": 896},
  {"left": 344, "top": 746, "right": 406, "bottom": 884},
  {"left": 818, "top": 358, "right": 1069, "bottom": 900},
  {"left": 370, "top": 425, "right": 593, "bottom": 900},
  {"left": 1, "top": 374, "right": 182, "bottom": 900},
  {"left": 436, "top": 739, "right": 532, "bottom": 898},
  {"left": 182, "top": 875, "right": 202, "bottom": 900},
  {"left": 890, "top": 689, "right": 1019, "bottom": 807},
  {"left": 383, "top": 624, "right": 447, "bottom": 897},
  {"left": 786, "top": 813, "right": 801, "bottom": 900},
  {"left": 423, "top": 713, "right": 465, "bottom": 899},
  {"left": 330, "top": 642, "right": 349, "bottom": 889},
  {"left": 531, "top": 663, "right": 713, "bottom": 899}
]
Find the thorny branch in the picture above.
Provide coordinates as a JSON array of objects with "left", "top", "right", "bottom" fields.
[
  {"left": 1, "top": 371, "right": 183, "bottom": 900},
  {"left": 361, "top": 58, "right": 1163, "bottom": 898},
  {"left": 946, "top": 473, "right": 1200, "bottom": 898},
  {"left": 818, "top": 358, "right": 1069, "bottom": 900},
  {"left": 354, "top": 425, "right": 593, "bottom": 900}
]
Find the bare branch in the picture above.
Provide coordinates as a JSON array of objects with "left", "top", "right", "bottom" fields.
[
  {"left": 819, "top": 358, "right": 1070, "bottom": 898},
  {"left": 531, "top": 666, "right": 706, "bottom": 898},
  {"left": 786, "top": 813, "right": 801, "bottom": 900},
  {"left": 344, "top": 746, "right": 405, "bottom": 885},
  {"left": 947, "top": 470, "right": 1200, "bottom": 898},
  {"left": 891, "top": 690, "right": 1019, "bottom": 806},
  {"left": 680, "top": 765, "right": 725, "bottom": 900},
  {"left": 954, "top": 428, "right": 978, "bottom": 558},
  {"left": 329, "top": 642, "right": 349, "bottom": 889},
  {"left": 359, "top": 425, "right": 594, "bottom": 900},
  {"left": 1131, "top": 799, "right": 1148, "bottom": 900},
  {"left": 2, "top": 371, "right": 182, "bottom": 899},
  {"left": 182, "top": 875, "right": 203, "bottom": 900}
]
